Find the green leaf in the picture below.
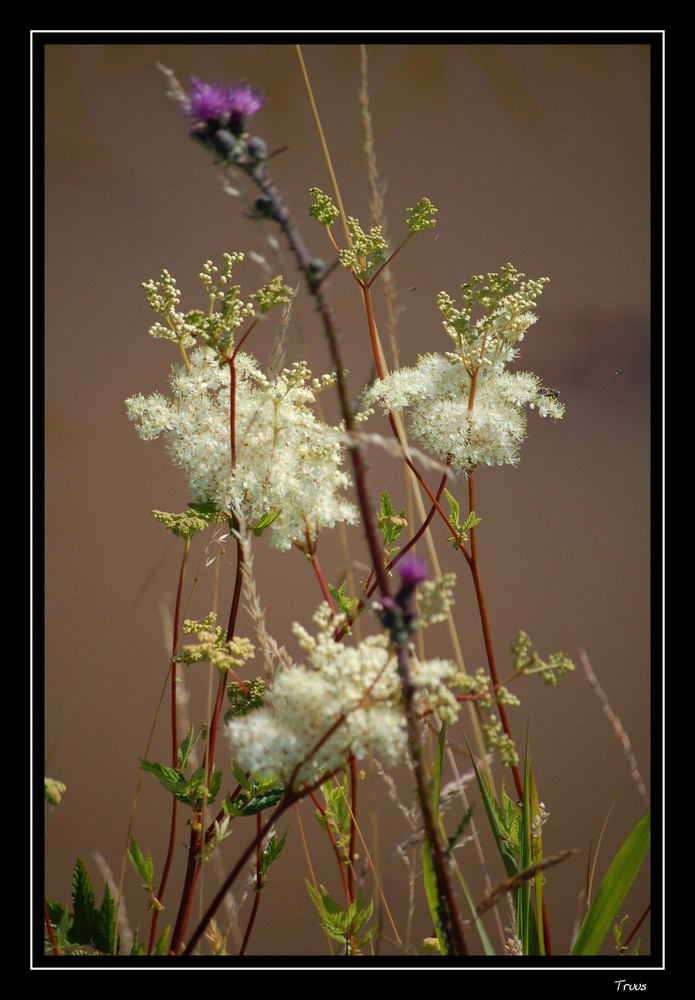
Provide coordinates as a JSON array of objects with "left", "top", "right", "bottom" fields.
[
  {"left": 230, "top": 759, "right": 252, "bottom": 791},
  {"left": 518, "top": 736, "right": 533, "bottom": 954},
  {"left": 127, "top": 837, "right": 154, "bottom": 885},
  {"left": 422, "top": 725, "right": 448, "bottom": 953},
  {"left": 328, "top": 582, "right": 359, "bottom": 618},
  {"left": 252, "top": 510, "right": 282, "bottom": 536},
  {"left": 237, "top": 781, "right": 285, "bottom": 816},
  {"left": 207, "top": 768, "right": 223, "bottom": 805},
  {"left": 378, "top": 489, "right": 407, "bottom": 547},
  {"left": 154, "top": 927, "right": 171, "bottom": 955},
  {"left": 177, "top": 725, "right": 199, "bottom": 770},
  {"left": 140, "top": 758, "right": 184, "bottom": 786},
  {"left": 259, "top": 830, "right": 288, "bottom": 887},
  {"left": 305, "top": 882, "right": 375, "bottom": 947},
  {"left": 44, "top": 898, "right": 72, "bottom": 951},
  {"left": 140, "top": 758, "right": 206, "bottom": 804},
  {"left": 466, "top": 748, "right": 519, "bottom": 880},
  {"left": 443, "top": 488, "right": 460, "bottom": 527},
  {"left": 571, "top": 807, "right": 650, "bottom": 956},
  {"left": 443, "top": 489, "right": 481, "bottom": 546},
  {"left": 95, "top": 881, "right": 118, "bottom": 954},
  {"left": 71, "top": 858, "right": 98, "bottom": 946}
]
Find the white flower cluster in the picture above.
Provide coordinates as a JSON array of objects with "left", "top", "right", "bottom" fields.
[
  {"left": 363, "top": 268, "right": 564, "bottom": 474},
  {"left": 226, "top": 607, "right": 460, "bottom": 786},
  {"left": 126, "top": 348, "right": 358, "bottom": 550}
]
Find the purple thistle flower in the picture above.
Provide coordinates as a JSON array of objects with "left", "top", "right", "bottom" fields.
[
  {"left": 380, "top": 556, "right": 428, "bottom": 643},
  {"left": 186, "top": 79, "right": 234, "bottom": 122},
  {"left": 397, "top": 556, "right": 428, "bottom": 589},
  {"left": 185, "top": 78, "right": 266, "bottom": 134},
  {"left": 226, "top": 83, "right": 266, "bottom": 120}
]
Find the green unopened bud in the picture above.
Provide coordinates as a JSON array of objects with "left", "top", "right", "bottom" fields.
[{"left": 45, "top": 777, "right": 67, "bottom": 805}]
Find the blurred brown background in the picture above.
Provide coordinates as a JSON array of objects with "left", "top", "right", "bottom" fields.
[{"left": 43, "top": 38, "right": 655, "bottom": 962}]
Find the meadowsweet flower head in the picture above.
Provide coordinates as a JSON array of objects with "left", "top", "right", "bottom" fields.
[
  {"left": 126, "top": 349, "right": 358, "bottom": 550},
  {"left": 226, "top": 607, "right": 460, "bottom": 787},
  {"left": 127, "top": 259, "right": 355, "bottom": 549},
  {"left": 364, "top": 266, "right": 564, "bottom": 474}
]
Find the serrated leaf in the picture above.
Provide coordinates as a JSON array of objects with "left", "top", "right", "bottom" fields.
[
  {"left": 140, "top": 759, "right": 185, "bottom": 786},
  {"left": 71, "top": 858, "right": 99, "bottom": 945},
  {"left": 466, "top": 747, "right": 519, "bottom": 880},
  {"left": 45, "top": 897, "right": 69, "bottom": 927},
  {"left": 259, "top": 830, "right": 288, "bottom": 884},
  {"left": 95, "top": 881, "right": 118, "bottom": 954},
  {"left": 45, "top": 897, "right": 72, "bottom": 951},
  {"left": 177, "top": 725, "right": 199, "bottom": 770},
  {"left": 305, "top": 883, "right": 350, "bottom": 940},
  {"left": 462, "top": 511, "right": 481, "bottom": 531},
  {"left": 140, "top": 758, "right": 209, "bottom": 804},
  {"left": 230, "top": 759, "right": 251, "bottom": 791},
  {"left": 380, "top": 488, "right": 396, "bottom": 519},
  {"left": 237, "top": 782, "right": 285, "bottom": 816},
  {"left": 127, "top": 837, "right": 154, "bottom": 885},
  {"left": 306, "top": 882, "right": 375, "bottom": 947},
  {"left": 378, "top": 489, "right": 407, "bottom": 546},
  {"left": 443, "top": 488, "right": 460, "bottom": 526},
  {"left": 328, "top": 582, "right": 359, "bottom": 617}
]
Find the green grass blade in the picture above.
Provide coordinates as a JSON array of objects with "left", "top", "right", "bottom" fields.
[
  {"left": 518, "top": 734, "right": 532, "bottom": 953},
  {"left": 466, "top": 741, "right": 518, "bottom": 879},
  {"left": 571, "top": 807, "right": 650, "bottom": 956},
  {"left": 422, "top": 724, "right": 448, "bottom": 953}
]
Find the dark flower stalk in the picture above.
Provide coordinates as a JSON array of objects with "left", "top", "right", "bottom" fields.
[{"left": 178, "top": 75, "right": 467, "bottom": 956}]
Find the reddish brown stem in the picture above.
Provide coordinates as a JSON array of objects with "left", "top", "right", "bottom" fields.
[
  {"left": 239, "top": 813, "right": 264, "bottom": 955},
  {"left": 170, "top": 820, "right": 204, "bottom": 954},
  {"left": 147, "top": 539, "right": 190, "bottom": 953},
  {"left": 467, "top": 472, "right": 524, "bottom": 802},
  {"left": 308, "top": 788, "right": 351, "bottom": 901}
]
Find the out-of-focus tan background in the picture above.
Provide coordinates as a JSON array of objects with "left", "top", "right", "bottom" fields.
[{"left": 43, "top": 39, "right": 654, "bottom": 961}]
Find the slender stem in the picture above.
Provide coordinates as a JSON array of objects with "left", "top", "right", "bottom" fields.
[
  {"left": 336, "top": 468, "right": 449, "bottom": 641},
  {"left": 302, "top": 535, "right": 336, "bottom": 611},
  {"left": 146, "top": 538, "right": 190, "bottom": 953},
  {"left": 467, "top": 471, "right": 523, "bottom": 803},
  {"left": 239, "top": 813, "right": 264, "bottom": 955},
  {"left": 206, "top": 670, "right": 229, "bottom": 786},
  {"left": 308, "top": 787, "right": 351, "bottom": 901},
  {"left": 44, "top": 900, "right": 60, "bottom": 955},
  {"left": 348, "top": 756, "right": 358, "bottom": 903},
  {"left": 147, "top": 798, "right": 178, "bottom": 955},
  {"left": 361, "top": 282, "right": 387, "bottom": 380},
  {"left": 170, "top": 541, "right": 190, "bottom": 764},
  {"left": 395, "top": 644, "right": 467, "bottom": 955},
  {"left": 170, "top": 819, "right": 204, "bottom": 954},
  {"left": 182, "top": 791, "right": 299, "bottom": 956}
]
